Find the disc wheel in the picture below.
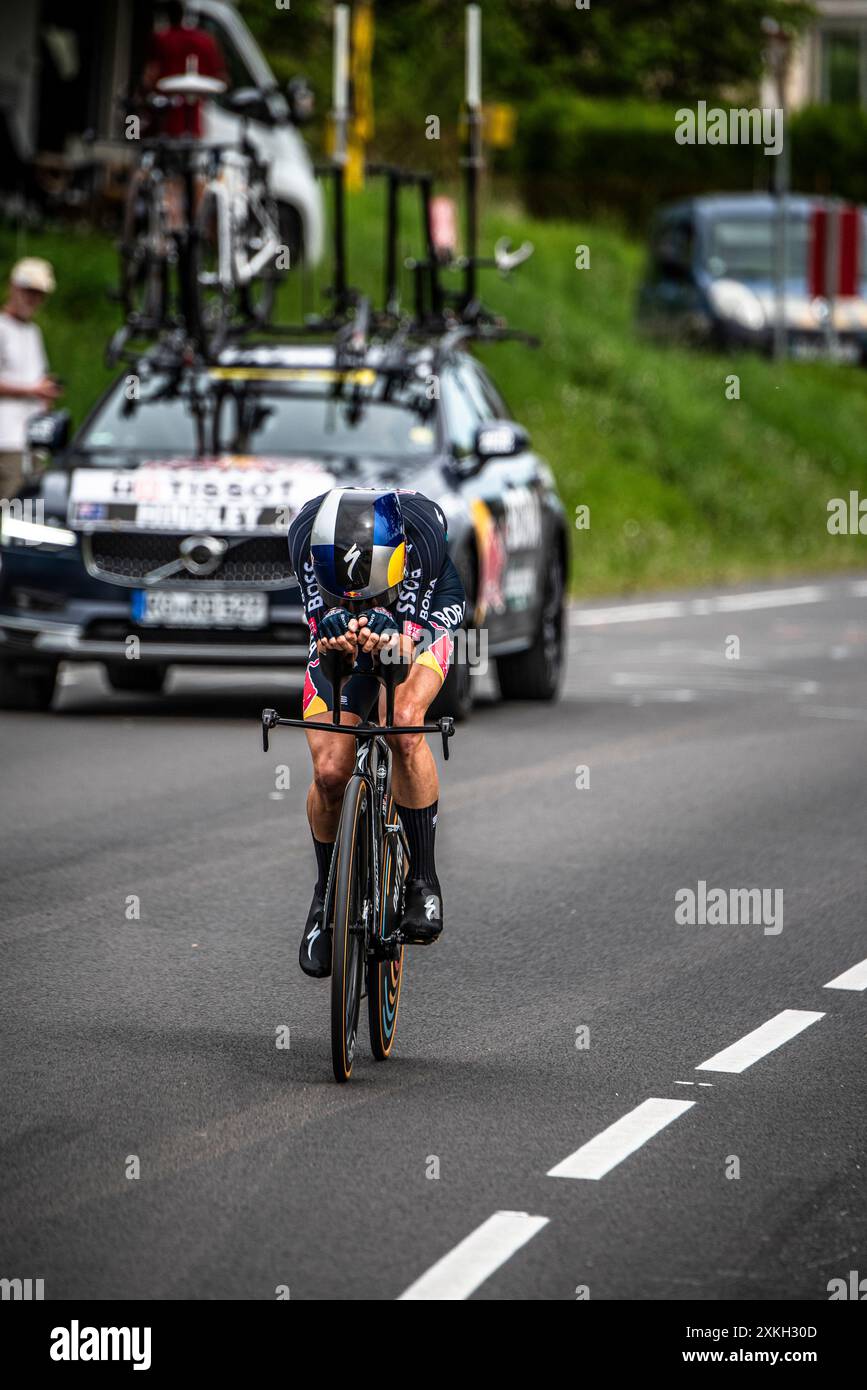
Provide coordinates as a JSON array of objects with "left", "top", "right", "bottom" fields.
[
  {"left": 330, "top": 776, "right": 370, "bottom": 1083},
  {"left": 367, "top": 800, "right": 407, "bottom": 1061}
]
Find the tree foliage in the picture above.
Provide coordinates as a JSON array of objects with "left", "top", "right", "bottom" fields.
[{"left": 239, "top": 0, "right": 814, "bottom": 115}]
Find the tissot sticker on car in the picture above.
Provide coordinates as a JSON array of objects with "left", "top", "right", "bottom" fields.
[{"left": 67, "top": 460, "right": 337, "bottom": 534}]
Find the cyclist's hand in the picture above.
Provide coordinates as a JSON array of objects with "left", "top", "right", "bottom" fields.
[
  {"left": 317, "top": 608, "right": 359, "bottom": 658},
  {"left": 356, "top": 607, "right": 399, "bottom": 655}
]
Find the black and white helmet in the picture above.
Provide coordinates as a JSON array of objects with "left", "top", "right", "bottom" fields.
[{"left": 310, "top": 488, "right": 407, "bottom": 610}]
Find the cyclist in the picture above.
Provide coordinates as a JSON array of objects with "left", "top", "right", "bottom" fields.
[{"left": 288, "top": 487, "right": 465, "bottom": 978}]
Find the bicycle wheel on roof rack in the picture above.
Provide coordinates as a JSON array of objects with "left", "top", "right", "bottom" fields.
[
  {"left": 239, "top": 194, "right": 280, "bottom": 327},
  {"left": 367, "top": 795, "right": 407, "bottom": 1062},
  {"left": 330, "top": 774, "right": 371, "bottom": 1083},
  {"left": 120, "top": 187, "right": 168, "bottom": 331},
  {"left": 191, "top": 189, "right": 234, "bottom": 353}
]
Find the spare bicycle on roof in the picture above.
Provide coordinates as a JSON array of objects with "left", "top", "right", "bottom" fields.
[{"left": 107, "top": 5, "right": 538, "bottom": 375}]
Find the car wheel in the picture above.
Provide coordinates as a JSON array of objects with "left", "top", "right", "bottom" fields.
[
  {"left": 106, "top": 664, "right": 168, "bottom": 695},
  {"left": 496, "top": 548, "right": 565, "bottom": 702},
  {"left": 0, "top": 661, "right": 58, "bottom": 711},
  {"left": 429, "top": 548, "right": 475, "bottom": 724}
]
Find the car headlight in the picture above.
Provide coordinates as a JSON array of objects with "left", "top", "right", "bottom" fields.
[
  {"left": 707, "top": 279, "right": 766, "bottom": 332},
  {"left": 0, "top": 514, "right": 77, "bottom": 548}
]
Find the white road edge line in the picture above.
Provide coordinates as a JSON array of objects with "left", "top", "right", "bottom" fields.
[
  {"left": 825, "top": 957, "right": 867, "bottom": 991},
  {"left": 695, "top": 1009, "right": 825, "bottom": 1074},
  {"left": 397, "top": 1211, "right": 549, "bottom": 1301},
  {"left": 547, "top": 1097, "right": 695, "bottom": 1181},
  {"left": 570, "top": 581, "right": 860, "bottom": 627},
  {"left": 800, "top": 706, "right": 867, "bottom": 722}
]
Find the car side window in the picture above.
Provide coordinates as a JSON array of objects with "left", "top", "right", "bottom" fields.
[
  {"left": 469, "top": 363, "right": 510, "bottom": 420},
  {"left": 441, "top": 368, "right": 483, "bottom": 457},
  {"left": 652, "top": 218, "right": 693, "bottom": 279}
]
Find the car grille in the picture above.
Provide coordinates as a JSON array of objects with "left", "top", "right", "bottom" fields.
[
  {"left": 84, "top": 619, "right": 309, "bottom": 647},
  {"left": 85, "top": 534, "right": 295, "bottom": 587}
]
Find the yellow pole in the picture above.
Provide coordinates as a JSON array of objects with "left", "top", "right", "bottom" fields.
[{"left": 347, "top": 1, "right": 375, "bottom": 191}]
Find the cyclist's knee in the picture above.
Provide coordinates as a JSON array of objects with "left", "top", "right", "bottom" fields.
[
  {"left": 388, "top": 697, "right": 427, "bottom": 762},
  {"left": 311, "top": 749, "right": 352, "bottom": 806}
]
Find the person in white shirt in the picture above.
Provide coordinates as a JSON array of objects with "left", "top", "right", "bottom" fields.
[{"left": 0, "top": 258, "right": 63, "bottom": 503}]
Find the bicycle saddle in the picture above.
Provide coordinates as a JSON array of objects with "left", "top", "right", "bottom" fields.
[
  {"left": 157, "top": 73, "right": 227, "bottom": 99},
  {"left": 226, "top": 87, "right": 267, "bottom": 114}
]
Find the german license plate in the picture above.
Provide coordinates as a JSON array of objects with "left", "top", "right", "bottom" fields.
[{"left": 131, "top": 590, "right": 268, "bottom": 629}]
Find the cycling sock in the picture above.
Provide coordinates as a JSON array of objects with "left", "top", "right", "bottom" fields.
[
  {"left": 312, "top": 833, "right": 335, "bottom": 897},
  {"left": 396, "top": 801, "right": 438, "bottom": 884}
]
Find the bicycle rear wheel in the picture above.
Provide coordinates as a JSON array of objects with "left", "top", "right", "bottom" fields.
[
  {"left": 192, "top": 190, "right": 234, "bottom": 351},
  {"left": 330, "top": 775, "right": 370, "bottom": 1083},
  {"left": 120, "top": 183, "right": 167, "bottom": 329},
  {"left": 367, "top": 798, "right": 407, "bottom": 1061}
]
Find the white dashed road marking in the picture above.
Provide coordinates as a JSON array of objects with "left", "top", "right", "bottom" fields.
[
  {"left": 825, "top": 957, "right": 867, "bottom": 991},
  {"left": 397, "top": 1211, "right": 549, "bottom": 1301},
  {"left": 547, "top": 1098, "right": 695, "bottom": 1181},
  {"left": 695, "top": 1009, "right": 825, "bottom": 1074},
  {"left": 404, "top": 954, "right": 861, "bottom": 1294}
]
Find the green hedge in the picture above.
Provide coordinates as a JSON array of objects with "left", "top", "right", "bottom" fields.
[
  {"left": 788, "top": 105, "right": 867, "bottom": 205},
  {"left": 515, "top": 96, "right": 867, "bottom": 229}
]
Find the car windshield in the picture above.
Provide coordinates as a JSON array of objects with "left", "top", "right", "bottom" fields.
[
  {"left": 76, "top": 371, "right": 439, "bottom": 461},
  {"left": 704, "top": 213, "right": 812, "bottom": 285}
]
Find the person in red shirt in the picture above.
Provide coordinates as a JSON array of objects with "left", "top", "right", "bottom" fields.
[{"left": 143, "top": 1, "right": 227, "bottom": 139}]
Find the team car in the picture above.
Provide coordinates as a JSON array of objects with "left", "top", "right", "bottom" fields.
[{"left": 0, "top": 340, "right": 569, "bottom": 717}]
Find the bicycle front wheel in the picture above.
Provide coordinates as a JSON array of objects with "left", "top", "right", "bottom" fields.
[
  {"left": 367, "top": 797, "right": 406, "bottom": 1061},
  {"left": 330, "top": 775, "right": 370, "bottom": 1083}
]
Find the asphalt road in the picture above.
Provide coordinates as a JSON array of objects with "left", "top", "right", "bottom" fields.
[{"left": 2, "top": 574, "right": 867, "bottom": 1301}]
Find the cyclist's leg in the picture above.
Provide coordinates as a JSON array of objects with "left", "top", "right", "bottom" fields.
[
  {"left": 384, "top": 654, "right": 448, "bottom": 941},
  {"left": 384, "top": 660, "right": 442, "bottom": 810},
  {"left": 303, "top": 652, "right": 379, "bottom": 842},
  {"left": 299, "top": 653, "right": 379, "bottom": 977}
]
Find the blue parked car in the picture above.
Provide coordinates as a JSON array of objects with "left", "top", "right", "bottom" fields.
[{"left": 636, "top": 193, "right": 867, "bottom": 362}]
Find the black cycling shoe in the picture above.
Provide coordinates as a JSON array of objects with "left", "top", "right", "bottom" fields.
[
  {"left": 401, "top": 878, "right": 443, "bottom": 944},
  {"left": 299, "top": 891, "right": 332, "bottom": 978}
]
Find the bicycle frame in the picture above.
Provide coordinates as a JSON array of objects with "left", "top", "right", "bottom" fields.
[{"left": 202, "top": 148, "right": 279, "bottom": 292}]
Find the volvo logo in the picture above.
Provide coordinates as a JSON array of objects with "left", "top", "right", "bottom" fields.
[{"left": 179, "top": 535, "right": 228, "bottom": 576}]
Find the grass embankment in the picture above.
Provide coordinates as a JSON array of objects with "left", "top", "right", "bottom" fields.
[{"left": 3, "top": 190, "right": 867, "bottom": 594}]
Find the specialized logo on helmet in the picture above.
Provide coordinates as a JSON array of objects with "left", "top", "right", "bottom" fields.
[{"left": 344, "top": 542, "right": 362, "bottom": 578}]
